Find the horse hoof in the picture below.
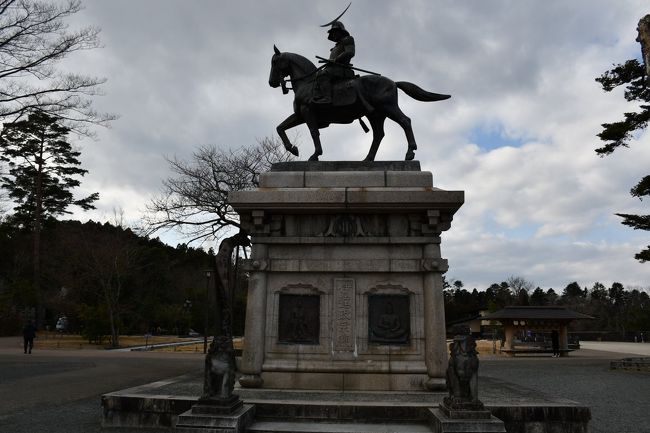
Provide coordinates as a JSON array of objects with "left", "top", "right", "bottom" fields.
[
  {"left": 288, "top": 146, "right": 299, "bottom": 157},
  {"left": 308, "top": 155, "right": 320, "bottom": 161},
  {"left": 363, "top": 156, "right": 375, "bottom": 162},
  {"left": 405, "top": 151, "right": 415, "bottom": 161}
]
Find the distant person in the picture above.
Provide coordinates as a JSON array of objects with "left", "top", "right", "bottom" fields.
[
  {"left": 551, "top": 330, "right": 560, "bottom": 357},
  {"left": 23, "top": 320, "right": 36, "bottom": 354}
]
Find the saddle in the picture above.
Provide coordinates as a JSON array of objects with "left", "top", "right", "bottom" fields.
[
  {"left": 311, "top": 70, "right": 360, "bottom": 107},
  {"left": 331, "top": 78, "right": 358, "bottom": 106},
  {"left": 310, "top": 75, "right": 374, "bottom": 131}
]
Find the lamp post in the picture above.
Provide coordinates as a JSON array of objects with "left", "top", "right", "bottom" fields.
[
  {"left": 204, "top": 270, "right": 211, "bottom": 354},
  {"left": 183, "top": 299, "right": 192, "bottom": 337}
]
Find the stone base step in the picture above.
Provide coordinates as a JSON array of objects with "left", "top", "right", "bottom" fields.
[
  {"left": 239, "top": 388, "right": 441, "bottom": 424},
  {"left": 253, "top": 401, "right": 431, "bottom": 424},
  {"left": 248, "top": 420, "right": 434, "bottom": 433}
]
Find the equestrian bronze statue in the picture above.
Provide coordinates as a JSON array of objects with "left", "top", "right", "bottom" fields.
[{"left": 269, "top": 40, "right": 450, "bottom": 161}]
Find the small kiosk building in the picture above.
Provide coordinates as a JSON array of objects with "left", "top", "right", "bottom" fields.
[{"left": 481, "top": 306, "right": 593, "bottom": 356}]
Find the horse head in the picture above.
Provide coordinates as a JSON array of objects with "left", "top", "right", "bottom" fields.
[
  {"left": 269, "top": 47, "right": 317, "bottom": 91},
  {"left": 269, "top": 45, "right": 287, "bottom": 89}
]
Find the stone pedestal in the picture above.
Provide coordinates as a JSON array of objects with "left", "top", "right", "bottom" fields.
[
  {"left": 429, "top": 397, "right": 505, "bottom": 432},
  {"left": 428, "top": 407, "right": 506, "bottom": 433},
  {"left": 175, "top": 402, "right": 255, "bottom": 433},
  {"left": 229, "top": 161, "right": 464, "bottom": 391}
]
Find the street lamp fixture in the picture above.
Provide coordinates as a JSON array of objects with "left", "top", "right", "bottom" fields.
[
  {"left": 204, "top": 270, "right": 212, "bottom": 354},
  {"left": 183, "top": 299, "right": 192, "bottom": 337}
]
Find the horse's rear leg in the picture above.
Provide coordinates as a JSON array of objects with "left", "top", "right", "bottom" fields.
[
  {"left": 303, "top": 112, "right": 323, "bottom": 161},
  {"left": 363, "top": 115, "right": 386, "bottom": 161},
  {"left": 307, "top": 125, "right": 323, "bottom": 161},
  {"left": 385, "top": 105, "right": 417, "bottom": 161},
  {"left": 277, "top": 113, "right": 303, "bottom": 156}
]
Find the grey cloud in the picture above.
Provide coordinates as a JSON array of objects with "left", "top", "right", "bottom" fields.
[{"left": 49, "top": 0, "right": 650, "bottom": 288}]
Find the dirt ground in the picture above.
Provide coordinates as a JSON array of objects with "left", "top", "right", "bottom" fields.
[{"left": 4, "top": 332, "right": 202, "bottom": 350}]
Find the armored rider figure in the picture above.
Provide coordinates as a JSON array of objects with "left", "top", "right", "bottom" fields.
[{"left": 313, "top": 21, "right": 355, "bottom": 104}]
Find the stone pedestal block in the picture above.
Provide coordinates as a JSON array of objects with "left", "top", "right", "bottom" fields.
[
  {"left": 175, "top": 403, "right": 254, "bottom": 433},
  {"left": 229, "top": 161, "right": 464, "bottom": 391},
  {"left": 428, "top": 408, "right": 506, "bottom": 433},
  {"left": 429, "top": 408, "right": 506, "bottom": 433},
  {"left": 194, "top": 396, "right": 243, "bottom": 415}
]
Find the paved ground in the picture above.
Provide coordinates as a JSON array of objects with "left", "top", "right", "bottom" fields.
[
  {"left": 0, "top": 337, "right": 202, "bottom": 433},
  {"left": 480, "top": 346, "right": 650, "bottom": 433},
  {"left": 579, "top": 341, "right": 650, "bottom": 357},
  {"left": 0, "top": 338, "right": 648, "bottom": 432}
]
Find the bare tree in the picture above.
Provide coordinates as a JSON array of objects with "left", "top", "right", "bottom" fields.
[
  {"left": 74, "top": 216, "right": 141, "bottom": 348},
  {"left": 506, "top": 275, "right": 535, "bottom": 299},
  {"left": 0, "top": 0, "right": 115, "bottom": 132},
  {"left": 145, "top": 138, "right": 294, "bottom": 244},
  {"left": 84, "top": 228, "right": 136, "bottom": 348}
]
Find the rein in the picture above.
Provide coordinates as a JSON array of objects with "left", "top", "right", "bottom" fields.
[{"left": 280, "top": 64, "right": 325, "bottom": 92}]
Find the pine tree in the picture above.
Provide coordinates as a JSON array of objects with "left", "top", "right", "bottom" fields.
[
  {"left": 595, "top": 14, "right": 650, "bottom": 262},
  {"left": 0, "top": 111, "right": 98, "bottom": 324}
]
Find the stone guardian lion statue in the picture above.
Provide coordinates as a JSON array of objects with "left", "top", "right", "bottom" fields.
[{"left": 443, "top": 335, "right": 484, "bottom": 411}]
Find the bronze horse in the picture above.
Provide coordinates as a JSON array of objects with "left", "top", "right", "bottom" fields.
[{"left": 269, "top": 46, "right": 450, "bottom": 161}]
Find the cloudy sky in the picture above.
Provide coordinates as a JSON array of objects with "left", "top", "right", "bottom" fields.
[{"left": 56, "top": 0, "right": 649, "bottom": 291}]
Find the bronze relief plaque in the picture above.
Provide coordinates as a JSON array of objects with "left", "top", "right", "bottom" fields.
[
  {"left": 368, "top": 294, "right": 410, "bottom": 345},
  {"left": 278, "top": 294, "right": 320, "bottom": 344}
]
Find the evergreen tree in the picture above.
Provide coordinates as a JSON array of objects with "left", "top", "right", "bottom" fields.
[
  {"left": 595, "top": 14, "right": 650, "bottom": 262},
  {"left": 530, "top": 287, "right": 547, "bottom": 306},
  {"left": 562, "top": 281, "right": 584, "bottom": 298},
  {"left": 0, "top": 112, "right": 98, "bottom": 224},
  {"left": 545, "top": 288, "right": 558, "bottom": 305},
  {"left": 589, "top": 282, "right": 608, "bottom": 301},
  {"left": 0, "top": 111, "right": 98, "bottom": 325}
]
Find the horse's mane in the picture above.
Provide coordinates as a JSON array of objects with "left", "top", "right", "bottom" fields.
[{"left": 283, "top": 52, "right": 317, "bottom": 74}]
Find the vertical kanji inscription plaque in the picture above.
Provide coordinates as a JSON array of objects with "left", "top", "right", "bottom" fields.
[{"left": 333, "top": 278, "right": 355, "bottom": 351}]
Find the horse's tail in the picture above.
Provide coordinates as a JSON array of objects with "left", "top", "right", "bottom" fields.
[{"left": 396, "top": 81, "right": 451, "bottom": 102}]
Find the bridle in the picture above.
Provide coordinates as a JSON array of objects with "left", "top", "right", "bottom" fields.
[{"left": 278, "top": 62, "right": 325, "bottom": 94}]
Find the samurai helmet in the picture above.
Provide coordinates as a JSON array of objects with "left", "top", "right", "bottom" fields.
[
  {"left": 321, "top": 2, "right": 351, "bottom": 38},
  {"left": 327, "top": 21, "right": 349, "bottom": 37}
]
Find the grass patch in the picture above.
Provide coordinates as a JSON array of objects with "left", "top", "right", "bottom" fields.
[{"left": 28, "top": 332, "right": 200, "bottom": 350}]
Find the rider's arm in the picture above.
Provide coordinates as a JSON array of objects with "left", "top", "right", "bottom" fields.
[{"left": 334, "top": 36, "right": 355, "bottom": 64}]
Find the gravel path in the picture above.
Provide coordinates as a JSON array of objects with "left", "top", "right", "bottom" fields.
[{"left": 480, "top": 348, "right": 650, "bottom": 433}]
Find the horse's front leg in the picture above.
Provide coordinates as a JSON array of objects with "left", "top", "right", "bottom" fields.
[{"left": 276, "top": 113, "right": 304, "bottom": 156}]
